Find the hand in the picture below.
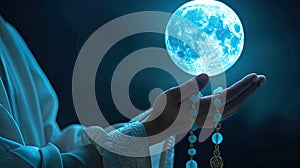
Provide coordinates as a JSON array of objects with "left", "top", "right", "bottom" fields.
[{"left": 142, "top": 73, "right": 266, "bottom": 141}]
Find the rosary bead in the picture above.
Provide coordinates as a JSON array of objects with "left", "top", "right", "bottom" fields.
[
  {"left": 213, "top": 112, "right": 223, "bottom": 122},
  {"left": 212, "top": 133, "right": 223, "bottom": 145},
  {"left": 213, "top": 98, "right": 222, "bottom": 108},
  {"left": 189, "top": 92, "right": 202, "bottom": 103},
  {"left": 186, "top": 159, "right": 198, "bottom": 168},
  {"left": 191, "top": 123, "right": 198, "bottom": 131},
  {"left": 189, "top": 109, "right": 198, "bottom": 117},
  {"left": 188, "top": 134, "right": 197, "bottom": 143},
  {"left": 188, "top": 148, "right": 197, "bottom": 156},
  {"left": 213, "top": 87, "right": 224, "bottom": 95}
]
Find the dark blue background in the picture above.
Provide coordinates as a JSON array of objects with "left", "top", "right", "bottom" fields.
[{"left": 1, "top": 0, "right": 299, "bottom": 167}]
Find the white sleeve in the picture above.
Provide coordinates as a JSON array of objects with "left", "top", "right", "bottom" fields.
[{"left": 86, "top": 121, "right": 152, "bottom": 168}]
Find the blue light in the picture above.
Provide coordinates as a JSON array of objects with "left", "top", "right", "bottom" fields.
[
  {"left": 165, "top": 0, "right": 244, "bottom": 76},
  {"left": 186, "top": 159, "right": 198, "bottom": 168},
  {"left": 212, "top": 132, "right": 223, "bottom": 144}
]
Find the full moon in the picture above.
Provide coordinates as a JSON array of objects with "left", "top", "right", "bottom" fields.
[{"left": 165, "top": 0, "right": 244, "bottom": 76}]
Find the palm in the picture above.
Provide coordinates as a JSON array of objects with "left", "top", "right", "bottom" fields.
[{"left": 143, "top": 73, "right": 266, "bottom": 138}]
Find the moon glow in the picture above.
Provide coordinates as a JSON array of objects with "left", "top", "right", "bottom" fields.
[{"left": 165, "top": 0, "right": 244, "bottom": 76}]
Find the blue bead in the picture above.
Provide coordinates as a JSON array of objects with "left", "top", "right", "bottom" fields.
[
  {"left": 213, "top": 112, "right": 223, "bottom": 122},
  {"left": 213, "top": 87, "right": 224, "bottom": 94},
  {"left": 188, "top": 135, "right": 197, "bottom": 143},
  {"left": 189, "top": 109, "right": 198, "bottom": 117},
  {"left": 189, "top": 92, "right": 202, "bottom": 103},
  {"left": 186, "top": 159, "right": 198, "bottom": 168},
  {"left": 212, "top": 133, "right": 223, "bottom": 144},
  {"left": 213, "top": 98, "right": 222, "bottom": 108},
  {"left": 191, "top": 123, "right": 198, "bottom": 131},
  {"left": 188, "top": 148, "right": 197, "bottom": 156}
]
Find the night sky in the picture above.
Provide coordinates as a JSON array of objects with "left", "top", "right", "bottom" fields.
[{"left": 1, "top": 0, "right": 299, "bottom": 167}]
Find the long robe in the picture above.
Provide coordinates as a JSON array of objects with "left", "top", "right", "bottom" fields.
[{"left": 0, "top": 16, "right": 174, "bottom": 168}]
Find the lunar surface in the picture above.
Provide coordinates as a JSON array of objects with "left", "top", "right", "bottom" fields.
[{"left": 165, "top": 0, "right": 244, "bottom": 76}]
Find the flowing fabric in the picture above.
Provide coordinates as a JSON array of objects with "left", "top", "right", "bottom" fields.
[{"left": 0, "top": 15, "right": 174, "bottom": 168}]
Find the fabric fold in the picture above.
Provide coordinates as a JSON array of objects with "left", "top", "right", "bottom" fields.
[{"left": 39, "top": 143, "right": 63, "bottom": 168}]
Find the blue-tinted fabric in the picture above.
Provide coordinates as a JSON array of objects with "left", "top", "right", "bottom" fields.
[
  {"left": 0, "top": 15, "right": 175, "bottom": 168},
  {"left": 0, "top": 15, "right": 99, "bottom": 167}
]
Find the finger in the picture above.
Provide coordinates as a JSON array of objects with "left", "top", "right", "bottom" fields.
[
  {"left": 225, "top": 73, "right": 258, "bottom": 103},
  {"left": 193, "top": 74, "right": 258, "bottom": 124},
  {"left": 223, "top": 75, "right": 266, "bottom": 119},
  {"left": 166, "top": 73, "right": 209, "bottom": 103}
]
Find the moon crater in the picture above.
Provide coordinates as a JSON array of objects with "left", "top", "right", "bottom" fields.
[{"left": 165, "top": 0, "right": 244, "bottom": 76}]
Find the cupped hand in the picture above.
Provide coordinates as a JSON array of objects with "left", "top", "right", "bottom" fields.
[{"left": 143, "top": 73, "right": 266, "bottom": 139}]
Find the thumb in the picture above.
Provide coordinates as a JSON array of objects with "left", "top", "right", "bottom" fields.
[{"left": 195, "top": 73, "right": 210, "bottom": 90}]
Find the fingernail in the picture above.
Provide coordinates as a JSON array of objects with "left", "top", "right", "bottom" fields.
[
  {"left": 249, "top": 73, "right": 258, "bottom": 81},
  {"left": 257, "top": 75, "right": 267, "bottom": 86}
]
